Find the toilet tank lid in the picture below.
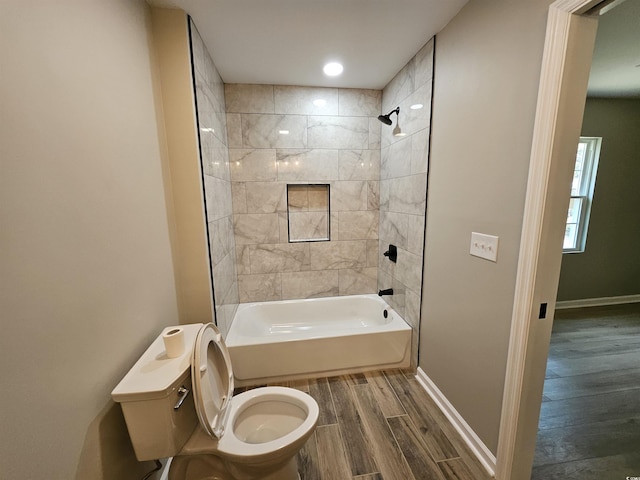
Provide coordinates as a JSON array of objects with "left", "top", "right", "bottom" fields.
[{"left": 111, "top": 323, "right": 204, "bottom": 403}]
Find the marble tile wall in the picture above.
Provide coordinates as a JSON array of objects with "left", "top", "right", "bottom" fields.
[
  {"left": 379, "top": 38, "right": 434, "bottom": 369},
  {"left": 190, "top": 21, "right": 238, "bottom": 336},
  {"left": 226, "top": 84, "right": 382, "bottom": 302}
]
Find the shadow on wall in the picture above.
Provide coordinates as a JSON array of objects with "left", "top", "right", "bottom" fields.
[{"left": 75, "top": 401, "right": 155, "bottom": 480}]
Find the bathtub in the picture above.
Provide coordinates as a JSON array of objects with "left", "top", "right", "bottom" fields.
[{"left": 225, "top": 294, "right": 412, "bottom": 386}]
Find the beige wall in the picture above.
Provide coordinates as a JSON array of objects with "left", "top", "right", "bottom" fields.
[
  {"left": 0, "top": 1, "right": 178, "bottom": 478},
  {"left": 420, "top": 0, "right": 553, "bottom": 454},
  {"left": 557, "top": 98, "right": 640, "bottom": 301}
]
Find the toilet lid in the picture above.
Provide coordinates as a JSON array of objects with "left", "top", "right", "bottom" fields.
[{"left": 191, "top": 323, "right": 235, "bottom": 439}]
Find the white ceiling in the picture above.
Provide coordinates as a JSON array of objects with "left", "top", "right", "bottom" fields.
[
  {"left": 588, "top": 0, "right": 640, "bottom": 97},
  {"left": 147, "top": 0, "right": 468, "bottom": 90},
  {"left": 147, "top": 0, "right": 638, "bottom": 96}
]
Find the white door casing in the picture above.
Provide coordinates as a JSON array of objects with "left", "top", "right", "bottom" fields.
[{"left": 496, "top": 1, "right": 600, "bottom": 479}]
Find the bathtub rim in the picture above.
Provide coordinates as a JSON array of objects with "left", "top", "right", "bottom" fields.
[
  {"left": 224, "top": 294, "right": 413, "bottom": 387},
  {"left": 225, "top": 293, "right": 410, "bottom": 347}
]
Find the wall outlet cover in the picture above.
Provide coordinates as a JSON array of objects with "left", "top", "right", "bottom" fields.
[{"left": 470, "top": 232, "right": 499, "bottom": 262}]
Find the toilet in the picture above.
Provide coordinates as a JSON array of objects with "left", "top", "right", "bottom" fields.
[{"left": 111, "top": 323, "right": 319, "bottom": 480}]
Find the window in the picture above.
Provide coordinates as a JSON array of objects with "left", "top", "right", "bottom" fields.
[{"left": 563, "top": 136, "right": 601, "bottom": 253}]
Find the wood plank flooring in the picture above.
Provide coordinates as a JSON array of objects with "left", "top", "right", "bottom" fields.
[
  {"left": 243, "top": 369, "right": 492, "bottom": 480},
  {"left": 532, "top": 302, "right": 640, "bottom": 480}
]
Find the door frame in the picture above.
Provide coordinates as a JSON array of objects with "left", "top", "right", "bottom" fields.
[{"left": 495, "top": 1, "right": 602, "bottom": 478}]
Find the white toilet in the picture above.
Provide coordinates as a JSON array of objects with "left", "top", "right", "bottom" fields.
[{"left": 112, "top": 323, "right": 319, "bottom": 480}]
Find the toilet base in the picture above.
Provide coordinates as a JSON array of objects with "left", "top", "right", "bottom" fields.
[
  {"left": 168, "top": 454, "right": 226, "bottom": 480},
  {"left": 260, "top": 457, "right": 299, "bottom": 480},
  {"left": 168, "top": 455, "right": 300, "bottom": 480},
  {"left": 226, "top": 456, "right": 299, "bottom": 480}
]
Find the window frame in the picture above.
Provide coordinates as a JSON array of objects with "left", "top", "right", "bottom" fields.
[{"left": 563, "top": 136, "right": 601, "bottom": 253}]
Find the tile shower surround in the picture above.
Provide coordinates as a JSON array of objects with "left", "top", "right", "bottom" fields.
[
  {"left": 227, "top": 85, "right": 383, "bottom": 303},
  {"left": 190, "top": 22, "right": 239, "bottom": 336},
  {"left": 379, "top": 39, "right": 434, "bottom": 369},
  {"left": 226, "top": 42, "right": 433, "bottom": 369},
  {"left": 193, "top": 30, "right": 433, "bottom": 367}
]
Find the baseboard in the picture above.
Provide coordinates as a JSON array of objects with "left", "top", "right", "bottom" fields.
[
  {"left": 556, "top": 294, "right": 640, "bottom": 309},
  {"left": 415, "top": 368, "right": 496, "bottom": 477}
]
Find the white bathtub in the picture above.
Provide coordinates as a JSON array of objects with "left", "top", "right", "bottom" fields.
[{"left": 225, "top": 294, "right": 412, "bottom": 386}]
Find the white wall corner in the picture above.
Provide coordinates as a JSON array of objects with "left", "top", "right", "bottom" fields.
[{"left": 415, "top": 368, "right": 497, "bottom": 477}]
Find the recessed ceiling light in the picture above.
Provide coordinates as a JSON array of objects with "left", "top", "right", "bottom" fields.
[
  {"left": 323, "top": 62, "right": 343, "bottom": 76},
  {"left": 313, "top": 98, "right": 327, "bottom": 107},
  {"left": 410, "top": 104, "right": 424, "bottom": 110},
  {"left": 279, "top": 130, "right": 290, "bottom": 135}
]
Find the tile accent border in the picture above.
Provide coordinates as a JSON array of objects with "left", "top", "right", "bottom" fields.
[{"left": 415, "top": 367, "right": 497, "bottom": 477}]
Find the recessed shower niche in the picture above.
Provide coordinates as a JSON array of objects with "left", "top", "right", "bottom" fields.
[{"left": 286, "top": 184, "right": 330, "bottom": 242}]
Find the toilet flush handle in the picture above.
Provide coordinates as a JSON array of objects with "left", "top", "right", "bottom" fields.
[{"left": 174, "top": 385, "right": 190, "bottom": 410}]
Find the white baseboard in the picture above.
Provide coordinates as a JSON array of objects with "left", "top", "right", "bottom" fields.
[
  {"left": 415, "top": 368, "right": 496, "bottom": 477},
  {"left": 556, "top": 294, "right": 640, "bottom": 310}
]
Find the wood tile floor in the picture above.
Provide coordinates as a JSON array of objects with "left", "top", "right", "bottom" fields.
[
  {"left": 243, "top": 369, "right": 492, "bottom": 480},
  {"left": 531, "top": 302, "right": 640, "bottom": 480}
]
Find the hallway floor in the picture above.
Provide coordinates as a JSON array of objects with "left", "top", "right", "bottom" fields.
[
  {"left": 248, "top": 369, "right": 492, "bottom": 480},
  {"left": 531, "top": 302, "right": 640, "bottom": 479}
]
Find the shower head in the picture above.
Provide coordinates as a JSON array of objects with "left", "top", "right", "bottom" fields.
[
  {"left": 377, "top": 107, "right": 400, "bottom": 125},
  {"left": 377, "top": 114, "right": 393, "bottom": 125}
]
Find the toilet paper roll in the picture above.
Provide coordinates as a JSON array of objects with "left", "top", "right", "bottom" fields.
[{"left": 163, "top": 327, "right": 185, "bottom": 358}]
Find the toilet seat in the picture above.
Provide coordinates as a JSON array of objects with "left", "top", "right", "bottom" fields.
[
  {"left": 191, "top": 323, "right": 235, "bottom": 438},
  {"left": 216, "top": 386, "right": 318, "bottom": 462},
  {"left": 190, "top": 323, "right": 319, "bottom": 462}
]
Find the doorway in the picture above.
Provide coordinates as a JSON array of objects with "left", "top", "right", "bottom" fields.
[
  {"left": 531, "top": 1, "right": 640, "bottom": 475},
  {"left": 496, "top": 1, "right": 602, "bottom": 479}
]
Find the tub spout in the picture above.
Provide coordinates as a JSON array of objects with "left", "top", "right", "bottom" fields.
[{"left": 378, "top": 288, "right": 394, "bottom": 296}]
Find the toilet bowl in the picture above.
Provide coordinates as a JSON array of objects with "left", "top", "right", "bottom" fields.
[{"left": 112, "top": 323, "right": 319, "bottom": 480}]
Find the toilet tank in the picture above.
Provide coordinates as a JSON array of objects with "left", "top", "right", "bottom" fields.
[{"left": 111, "top": 324, "right": 203, "bottom": 461}]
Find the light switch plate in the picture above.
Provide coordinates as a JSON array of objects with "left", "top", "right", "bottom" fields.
[{"left": 470, "top": 232, "right": 499, "bottom": 262}]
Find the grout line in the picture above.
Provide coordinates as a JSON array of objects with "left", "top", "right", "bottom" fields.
[
  {"left": 435, "top": 456, "right": 462, "bottom": 463},
  {"left": 329, "top": 378, "right": 359, "bottom": 477},
  {"left": 384, "top": 415, "right": 418, "bottom": 480},
  {"left": 385, "top": 413, "right": 408, "bottom": 419}
]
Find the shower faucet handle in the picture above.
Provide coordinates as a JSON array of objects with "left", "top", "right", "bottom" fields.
[{"left": 384, "top": 244, "right": 397, "bottom": 263}]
